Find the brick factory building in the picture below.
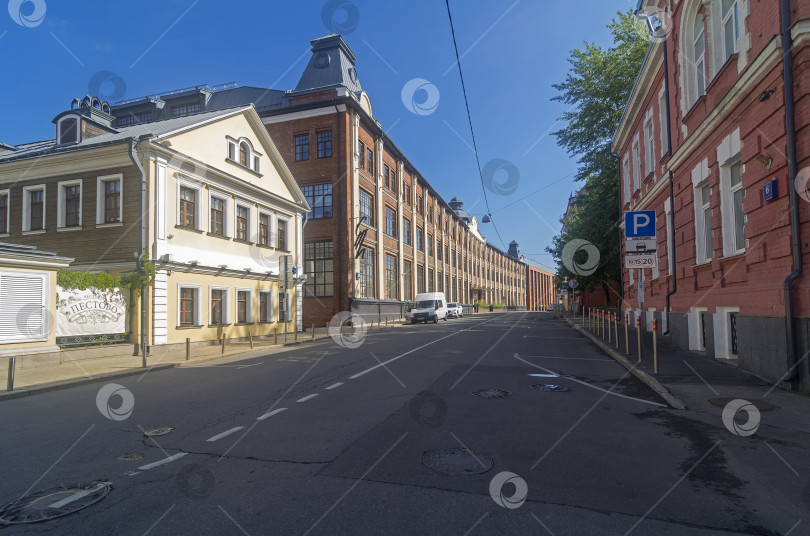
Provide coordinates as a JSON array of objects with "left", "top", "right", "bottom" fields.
[{"left": 110, "top": 34, "right": 538, "bottom": 326}]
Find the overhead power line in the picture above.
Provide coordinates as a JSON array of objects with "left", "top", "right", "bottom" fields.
[{"left": 444, "top": 0, "right": 506, "bottom": 250}]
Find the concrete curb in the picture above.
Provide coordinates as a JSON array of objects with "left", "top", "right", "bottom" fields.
[
  {"left": 0, "top": 364, "right": 175, "bottom": 401},
  {"left": 564, "top": 317, "right": 687, "bottom": 410},
  {"left": 0, "top": 320, "right": 417, "bottom": 400}
]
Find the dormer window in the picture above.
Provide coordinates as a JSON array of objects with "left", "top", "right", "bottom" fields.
[
  {"left": 227, "top": 137, "right": 261, "bottom": 174},
  {"left": 57, "top": 116, "right": 80, "bottom": 145}
]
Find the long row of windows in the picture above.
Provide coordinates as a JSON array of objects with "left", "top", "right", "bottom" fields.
[
  {"left": 178, "top": 286, "right": 291, "bottom": 326},
  {"left": 0, "top": 175, "right": 123, "bottom": 235},
  {"left": 178, "top": 183, "right": 290, "bottom": 250}
]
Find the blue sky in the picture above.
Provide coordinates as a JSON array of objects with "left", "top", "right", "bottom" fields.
[{"left": 0, "top": 0, "right": 632, "bottom": 268}]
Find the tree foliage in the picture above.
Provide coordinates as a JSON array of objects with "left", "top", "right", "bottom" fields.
[{"left": 546, "top": 11, "right": 649, "bottom": 299}]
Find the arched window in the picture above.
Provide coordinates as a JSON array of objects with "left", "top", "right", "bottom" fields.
[{"left": 240, "top": 142, "right": 249, "bottom": 167}]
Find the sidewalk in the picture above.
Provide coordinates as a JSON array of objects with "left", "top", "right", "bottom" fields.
[
  {"left": 563, "top": 313, "right": 810, "bottom": 431},
  {"left": 0, "top": 319, "right": 411, "bottom": 400}
]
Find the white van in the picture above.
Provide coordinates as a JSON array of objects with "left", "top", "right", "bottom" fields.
[{"left": 410, "top": 292, "right": 449, "bottom": 324}]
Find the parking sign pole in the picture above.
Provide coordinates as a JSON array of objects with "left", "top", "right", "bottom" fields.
[{"left": 625, "top": 314, "right": 630, "bottom": 355}]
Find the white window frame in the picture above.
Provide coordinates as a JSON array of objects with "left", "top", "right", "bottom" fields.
[
  {"left": 258, "top": 289, "right": 274, "bottom": 323},
  {"left": 22, "top": 184, "right": 46, "bottom": 233},
  {"left": 209, "top": 190, "right": 229, "bottom": 236},
  {"left": 719, "top": 159, "right": 745, "bottom": 256},
  {"left": 276, "top": 215, "right": 290, "bottom": 250},
  {"left": 717, "top": 129, "right": 744, "bottom": 257},
  {"left": 234, "top": 201, "right": 251, "bottom": 242},
  {"left": 208, "top": 286, "right": 230, "bottom": 325},
  {"left": 632, "top": 137, "right": 641, "bottom": 192},
  {"left": 177, "top": 284, "right": 202, "bottom": 327},
  {"left": 0, "top": 270, "right": 49, "bottom": 342},
  {"left": 695, "top": 182, "right": 713, "bottom": 264},
  {"left": 721, "top": 0, "right": 739, "bottom": 61},
  {"left": 658, "top": 88, "right": 668, "bottom": 159},
  {"left": 177, "top": 179, "right": 204, "bottom": 231},
  {"left": 714, "top": 305, "right": 740, "bottom": 359},
  {"left": 644, "top": 116, "right": 655, "bottom": 177},
  {"left": 622, "top": 154, "right": 631, "bottom": 203},
  {"left": 235, "top": 288, "right": 253, "bottom": 324},
  {"left": 688, "top": 306, "right": 709, "bottom": 351},
  {"left": 57, "top": 179, "right": 82, "bottom": 229},
  {"left": 227, "top": 136, "right": 263, "bottom": 174},
  {"left": 258, "top": 209, "right": 273, "bottom": 247},
  {"left": 693, "top": 15, "right": 707, "bottom": 101},
  {"left": 96, "top": 174, "right": 123, "bottom": 225},
  {"left": 0, "top": 189, "right": 10, "bottom": 235},
  {"left": 56, "top": 115, "right": 80, "bottom": 145}
]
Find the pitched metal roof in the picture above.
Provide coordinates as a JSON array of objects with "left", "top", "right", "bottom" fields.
[
  {"left": 0, "top": 242, "right": 74, "bottom": 263},
  {"left": 0, "top": 106, "right": 250, "bottom": 163}
]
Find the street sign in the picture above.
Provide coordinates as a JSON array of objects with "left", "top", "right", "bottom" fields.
[
  {"left": 568, "top": 279, "right": 578, "bottom": 289},
  {"left": 625, "top": 210, "right": 656, "bottom": 238},
  {"left": 638, "top": 281, "right": 645, "bottom": 303},
  {"left": 560, "top": 283, "right": 567, "bottom": 291},
  {"left": 626, "top": 238, "right": 657, "bottom": 253},
  {"left": 625, "top": 254, "right": 658, "bottom": 269}
]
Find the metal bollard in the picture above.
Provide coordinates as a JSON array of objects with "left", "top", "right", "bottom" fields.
[
  {"left": 607, "top": 311, "right": 612, "bottom": 344},
  {"left": 312, "top": 324, "right": 316, "bottom": 340},
  {"left": 295, "top": 328, "right": 298, "bottom": 342},
  {"left": 7, "top": 357, "right": 15, "bottom": 391},
  {"left": 186, "top": 338, "right": 190, "bottom": 361},
  {"left": 625, "top": 314, "right": 630, "bottom": 355},
  {"left": 653, "top": 321, "right": 658, "bottom": 373},
  {"left": 386, "top": 317, "right": 389, "bottom": 327},
  {"left": 221, "top": 333, "right": 226, "bottom": 354},
  {"left": 614, "top": 313, "right": 619, "bottom": 349},
  {"left": 274, "top": 326, "right": 278, "bottom": 345},
  {"left": 249, "top": 330, "right": 254, "bottom": 349},
  {"left": 636, "top": 317, "right": 642, "bottom": 363}
]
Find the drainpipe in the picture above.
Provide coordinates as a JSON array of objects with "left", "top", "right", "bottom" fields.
[
  {"left": 781, "top": 0, "right": 802, "bottom": 382},
  {"left": 634, "top": 8, "right": 678, "bottom": 335},
  {"left": 128, "top": 137, "right": 148, "bottom": 365},
  {"left": 661, "top": 35, "right": 677, "bottom": 336}
]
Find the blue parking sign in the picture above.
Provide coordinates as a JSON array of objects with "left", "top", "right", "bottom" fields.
[{"left": 625, "top": 211, "right": 656, "bottom": 238}]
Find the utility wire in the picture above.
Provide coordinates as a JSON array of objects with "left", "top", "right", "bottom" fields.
[{"left": 445, "top": 0, "right": 507, "bottom": 250}]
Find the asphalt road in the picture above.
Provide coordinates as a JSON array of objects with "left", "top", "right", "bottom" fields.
[{"left": 0, "top": 312, "right": 807, "bottom": 535}]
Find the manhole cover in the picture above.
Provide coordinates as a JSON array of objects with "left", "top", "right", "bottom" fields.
[
  {"left": 0, "top": 481, "right": 111, "bottom": 525},
  {"left": 708, "top": 398, "right": 776, "bottom": 411},
  {"left": 471, "top": 389, "right": 511, "bottom": 399},
  {"left": 116, "top": 453, "right": 143, "bottom": 462},
  {"left": 532, "top": 384, "right": 571, "bottom": 392},
  {"left": 144, "top": 427, "right": 174, "bottom": 437},
  {"left": 422, "top": 448, "right": 494, "bottom": 476}
]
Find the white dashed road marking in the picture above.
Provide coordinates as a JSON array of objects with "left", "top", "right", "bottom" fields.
[
  {"left": 206, "top": 427, "right": 245, "bottom": 442},
  {"left": 297, "top": 394, "right": 318, "bottom": 403},
  {"left": 137, "top": 453, "right": 187, "bottom": 471},
  {"left": 257, "top": 408, "right": 287, "bottom": 421},
  {"left": 48, "top": 482, "right": 109, "bottom": 508},
  {"left": 325, "top": 382, "right": 344, "bottom": 390}
]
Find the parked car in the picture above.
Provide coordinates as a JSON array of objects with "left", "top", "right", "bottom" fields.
[
  {"left": 410, "top": 292, "right": 448, "bottom": 323},
  {"left": 447, "top": 302, "right": 463, "bottom": 318}
]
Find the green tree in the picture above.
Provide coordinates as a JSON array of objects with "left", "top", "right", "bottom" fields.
[{"left": 546, "top": 11, "right": 648, "bottom": 302}]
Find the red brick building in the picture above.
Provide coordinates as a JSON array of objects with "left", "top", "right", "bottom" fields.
[{"left": 613, "top": 0, "right": 810, "bottom": 388}]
